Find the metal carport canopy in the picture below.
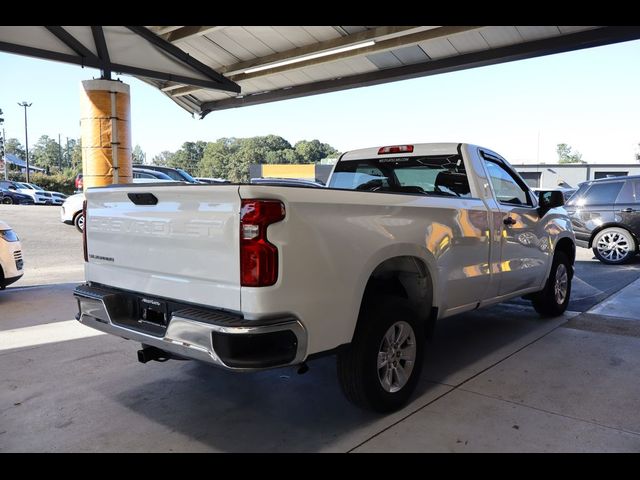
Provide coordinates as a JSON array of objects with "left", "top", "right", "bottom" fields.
[{"left": 1, "top": 26, "right": 640, "bottom": 118}]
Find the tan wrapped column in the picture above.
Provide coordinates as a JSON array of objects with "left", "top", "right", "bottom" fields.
[{"left": 80, "top": 80, "right": 132, "bottom": 190}]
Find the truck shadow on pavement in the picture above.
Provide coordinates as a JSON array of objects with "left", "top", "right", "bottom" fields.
[
  {"left": 110, "top": 302, "right": 568, "bottom": 452},
  {"left": 508, "top": 257, "right": 640, "bottom": 313}
]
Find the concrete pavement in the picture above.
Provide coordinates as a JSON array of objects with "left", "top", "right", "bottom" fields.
[{"left": 356, "top": 278, "right": 640, "bottom": 452}]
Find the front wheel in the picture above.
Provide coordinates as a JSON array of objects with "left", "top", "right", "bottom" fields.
[
  {"left": 337, "top": 296, "right": 424, "bottom": 412},
  {"left": 531, "top": 251, "right": 572, "bottom": 317},
  {"left": 592, "top": 227, "right": 636, "bottom": 264}
]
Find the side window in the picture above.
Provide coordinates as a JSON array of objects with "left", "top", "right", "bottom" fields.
[
  {"left": 566, "top": 183, "right": 589, "bottom": 206},
  {"left": 483, "top": 160, "right": 531, "bottom": 206},
  {"left": 583, "top": 182, "right": 623, "bottom": 205},
  {"left": 615, "top": 180, "right": 640, "bottom": 205},
  {"left": 633, "top": 181, "right": 640, "bottom": 204}
]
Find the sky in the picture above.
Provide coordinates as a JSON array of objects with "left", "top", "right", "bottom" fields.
[{"left": 1, "top": 38, "right": 640, "bottom": 165}]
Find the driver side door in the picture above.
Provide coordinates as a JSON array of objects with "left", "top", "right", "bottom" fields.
[{"left": 482, "top": 156, "right": 550, "bottom": 296}]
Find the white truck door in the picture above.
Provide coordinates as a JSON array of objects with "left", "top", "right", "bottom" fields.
[{"left": 481, "top": 154, "right": 550, "bottom": 296}]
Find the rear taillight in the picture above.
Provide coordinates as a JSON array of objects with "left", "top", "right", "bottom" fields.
[
  {"left": 240, "top": 199, "right": 285, "bottom": 287},
  {"left": 82, "top": 199, "right": 88, "bottom": 262}
]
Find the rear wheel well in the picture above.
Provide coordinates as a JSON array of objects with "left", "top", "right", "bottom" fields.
[{"left": 359, "top": 256, "right": 434, "bottom": 334}]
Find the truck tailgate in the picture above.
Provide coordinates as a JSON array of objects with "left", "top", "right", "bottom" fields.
[{"left": 84, "top": 184, "right": 241, "bottom": 311}]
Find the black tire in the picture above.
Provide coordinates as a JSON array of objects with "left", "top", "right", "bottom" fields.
[
  {"left": 73, "top": 212, "right": 85, "bottom": 233},
  {"left": 592, "top": 227, "right": 636, "bottom": 265},
  {"left": 337, "top": 296, "right": 425, "bottom": 413},
  {"left": 2, "top": 196, "right": 13, "bottom": 205},
  {"left": 531, "top": 251, "right": 572, "bottom": 317}
]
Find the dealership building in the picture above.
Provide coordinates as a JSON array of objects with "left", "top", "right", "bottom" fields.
[{"left": 512, "top": 162, "right": 640, "bottom": 189}]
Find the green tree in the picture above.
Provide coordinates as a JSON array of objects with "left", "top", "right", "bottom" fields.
[
  {"left": 5, "top": 138, "right": 26, "bottom": 159},
  {"left": 556, "top": 143, "right": 585, "bottom": 164},
  {"left": 151, "top": 150, "right": 175, "bottom": 167},
  {"left": 145, "top": 135, "right": 339, "bottom": 182},
  {"left": 294, "top": 139, "right": 338, "bottom": 163},
  {"left": 199, "top": 140, "right": 236, "bottom": 179},
  {"left": 32, "top": 135, "right": 62, "bottom": 171},
  {"left": 262, "top": 134, "right": 292, "bottom": 153},
  {"left": 132, "top": 144, "right": 146, "bottom": 164},
  {"left": 65, "top": 138, "right": 82, "bottom": 172},
  {"left": 232, "top": 139, "right": 269, "bottom": 182},
  {"left": 170, "top": 141, "right": 207, "bottom": 172}
]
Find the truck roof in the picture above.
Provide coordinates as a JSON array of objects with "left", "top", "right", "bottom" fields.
[{"left": 340, "top": 143, "right": 462, "bottom": 161}]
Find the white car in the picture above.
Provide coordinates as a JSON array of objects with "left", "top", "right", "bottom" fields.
[
  {"left": 60, "top": 193, "right": 86, "bottom": 232},
  {"left": 17, "top": 182, "right": 66, "bottom": 205},
  {"left": 0, "top": 221, "right": 24, "bottom": 289},
  {"left": 50, "top": 192, "right": 68, "bottom": 205},
  {"left": 10, "top": 182, "right": 51, "bottom": 204},
  {"left": 61, "top": 178, "right": 177, "bottom": 232}
]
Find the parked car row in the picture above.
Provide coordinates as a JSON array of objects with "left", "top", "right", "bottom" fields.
[{"left": 0, "top": 180, "right": 67, "bottom": 205}]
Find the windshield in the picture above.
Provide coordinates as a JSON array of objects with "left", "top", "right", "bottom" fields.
[{"left": 328, "top": 155, "right": 472, "bottom": 197}]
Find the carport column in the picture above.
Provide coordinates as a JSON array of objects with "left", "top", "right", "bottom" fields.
[{"left": 80, "top": 80, "right": 132, "bottom": 190}]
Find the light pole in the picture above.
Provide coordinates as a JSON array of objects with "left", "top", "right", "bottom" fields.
[
  {"left": 17, "top": 101, "right": 32, "bottom": 183},
  {"left": 58, "top": 133, "right": 62, "bottom": 171}
]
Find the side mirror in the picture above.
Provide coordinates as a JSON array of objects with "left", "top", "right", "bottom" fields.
[
  {"left": 8, "top": 186, "right": 16, "bottom": 190},
  {"left": 538, "top": 190, "right": 564, "bottom": 213}
]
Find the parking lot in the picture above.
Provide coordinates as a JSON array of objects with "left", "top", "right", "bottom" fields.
[{"left": 2, "top": 205, "right": 640, "bottom": 452}]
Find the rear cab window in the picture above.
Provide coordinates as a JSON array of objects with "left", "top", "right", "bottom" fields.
[{"left": 328, "top": 155, "right": 472, "bottom": 198}]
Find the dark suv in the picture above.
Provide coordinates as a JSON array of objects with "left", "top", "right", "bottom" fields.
[{"left": 565, "top": 175, "right": 640, "bottom": 264}]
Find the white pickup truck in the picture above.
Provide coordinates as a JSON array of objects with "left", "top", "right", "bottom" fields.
[{"left": 75, "top": 143, "right": 575, "bottom": 412}]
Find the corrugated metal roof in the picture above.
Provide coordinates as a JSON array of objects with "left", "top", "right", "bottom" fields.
[
  {"left": 3, "top": 153, "right": 45, "bottom": 172},
  {"left": 2, "top": 26, "right": 640, "bottom": 118}
]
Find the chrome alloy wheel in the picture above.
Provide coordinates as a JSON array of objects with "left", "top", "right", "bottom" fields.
[
  {"left": 554, "top": 263, "right": 568, "bottom": 304},
  {"left": 596, "top": 230, "right": 631, "bottom": 262},
  {"left": 377, "top": 321, "right": 416, "bottom": 393}
]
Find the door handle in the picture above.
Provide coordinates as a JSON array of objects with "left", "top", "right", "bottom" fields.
[
  {"left": 503, "top": 216, "right": 517, "bottom": 226},
  {"left": 620, "top": 208, "right": 637, "bottom": 213}
]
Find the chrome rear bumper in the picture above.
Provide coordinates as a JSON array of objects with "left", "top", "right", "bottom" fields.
[{"left": 74, "top": 283, "right": 307, "bottom": 371}]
